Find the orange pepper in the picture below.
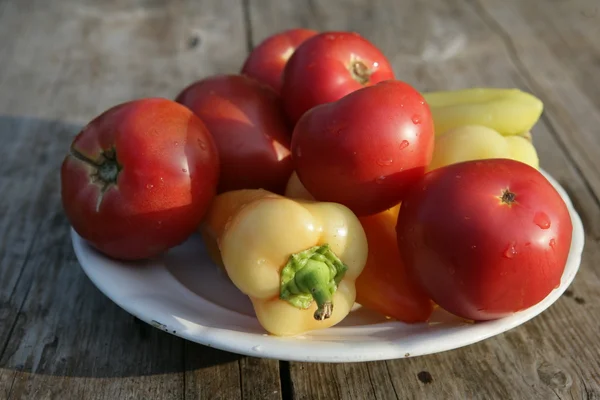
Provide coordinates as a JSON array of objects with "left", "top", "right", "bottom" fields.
[
  {"left": 200, "top": 189, "right": 272, "bottom": 270},
  {"left": 285, "top": 171, "right": 434, "bottom": 323},
  {"left": 356, "top": 206, "right": 434, "bottom": 323}
]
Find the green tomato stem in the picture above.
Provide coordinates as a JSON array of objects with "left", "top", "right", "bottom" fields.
[{"left": 280, "top": 244, "right": 348, "bottom": 320}]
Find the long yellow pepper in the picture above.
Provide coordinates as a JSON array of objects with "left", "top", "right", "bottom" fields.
[
  {"left": 423, "top": 88, "right": 543, "bottom": 136},
  {"left": 201, "top": 189, "right": 368, "bottom": 336}
]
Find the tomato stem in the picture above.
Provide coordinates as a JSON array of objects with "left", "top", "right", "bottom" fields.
[
  {"left": 501, "top": 189, "right": 516, "bottom": 205},
  {"left": 349, "top": 60, "right": 371, "bottom": 85},
  {"left": 96, "top": 149, "right": 121, "bottom": 184},
  {"left": 69, "top": 146, "right": 101, "bottom": 167},
  {"left": 69, "top": 146, "right": 121, "bottom": 212},
  {"left": 280, "top": 244, "right": 348, "bottom": 320}
]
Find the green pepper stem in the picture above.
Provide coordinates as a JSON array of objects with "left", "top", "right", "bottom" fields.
[{"left": 280, "top": 244, "right": 348, "bottom": 321}]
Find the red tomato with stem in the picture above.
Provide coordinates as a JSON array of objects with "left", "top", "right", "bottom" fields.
[
  {"left": 281, "top": 31, "right": 395, "bottom": 124},
  {"left": 61, "top": 98, "right": 220, "bottom": 260},
  {"left": 241, "top": 28, "right": 318, "bottom": 95},
  {"left": 175, "top": 74, "right": 293, "bottom": 194},
  {"left": 396, "top": 159, "right": 573, "bottom": 321},
  {"left": 292, "top": 80, "right": 435, "bottom": 216}
]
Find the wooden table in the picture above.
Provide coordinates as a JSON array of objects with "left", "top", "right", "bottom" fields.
[{"left": 1, "top": 0, "right": 599, "bottom": 399}]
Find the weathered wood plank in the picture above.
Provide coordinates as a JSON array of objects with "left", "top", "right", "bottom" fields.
[
  {"left": 247, "top": 0, "right": 600, "bottom": 398},
  {"left": 287, "top": 361, "right": 399, "bottom": 400},
  {"left": 184, "top": 343, "right": 243, "bottom": 400},
  {"left": 239, "top": 357, "right": 283, "bottom": 400},
  {"left": 0, "top": 0, "right": 282, "bottom": 399}
]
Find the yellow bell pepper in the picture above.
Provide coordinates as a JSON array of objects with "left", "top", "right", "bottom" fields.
[
  {"left": 285, "top": 172, "right": 434, "bottom": 323},
  {"left": 201, "top": 189, "right": 368, "bottom": 336},
  {"left": 423, "top": 88, "right": 543, "bottom": 136}
]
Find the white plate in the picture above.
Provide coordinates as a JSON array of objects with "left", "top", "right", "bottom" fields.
[{"left": 72, "top": 170, "right": 585, "bottom": 362}]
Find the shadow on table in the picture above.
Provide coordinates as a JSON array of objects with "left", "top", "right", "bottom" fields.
[{"left": 0, "top": 115, "right": 245, "bottom": 378}]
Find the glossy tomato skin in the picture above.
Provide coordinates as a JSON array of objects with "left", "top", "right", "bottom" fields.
[
  {"left": 281, "top": 31, "right": 395, "bottom": 124},
  {"left": 176, "top": 74, "right": 293, "bottom": 194},
  {"left": 241, "top": 28, "right": 318, "bottom": 95},
  {"left": 61, "top": 98, "right": 220, "bottom": 260},
  {"left": 396, "top": 159, "right": 573, "bottom": 321},
  {"left": 292, "top": 80, "right": 435, "bottom": 216}
]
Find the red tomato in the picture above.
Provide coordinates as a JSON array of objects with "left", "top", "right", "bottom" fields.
[
  {"left": 175, "top": 74, "right": 293, "bottom": 194},
  {"left": 291, "top": 80, "right": 434, "bottom": 216},
  {"left": 241, "top": 28, "right": 318, "bottom": 95},
  {"left": 396, "top": 159, "right": 573, "bottom": 321},
  {"left": 61, "top": 98, "right": 220, "bottom": 260},
  {"left": 281, "top": 31, "right": 395, "bottom": 123}
]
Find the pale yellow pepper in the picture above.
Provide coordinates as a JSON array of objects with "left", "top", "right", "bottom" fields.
[
  {"left": 423, "top": 88, "right": 544, "bottom": 136},
  {"left": 201, "top": 189, "right": 368, "bottom": 336},
  {"left": 427, "top": 125, "right": 539, "bottom": 171}
]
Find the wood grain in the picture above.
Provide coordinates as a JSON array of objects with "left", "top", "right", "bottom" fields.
[{"left": 246, "top": 0, "right": 600, "bottom": 398}]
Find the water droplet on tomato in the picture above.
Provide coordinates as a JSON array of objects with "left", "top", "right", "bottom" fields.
[
  {"left": 399, "top": 140, "right": 409, "bottom": 150},
  {"left": 400, "top": 103, "right": 404, "bottom": 108},
  {"left": 146, "top": 184, "right": 154, "bottom": 189},
  {"left": 420, "top": 100, "right": 425, "bottom": 105},
  {"left": 197, "top": 139, "right": 207, "bottom": 149},
  {"left": 503, "top": 243, "right": 517, "bottom": 258},
  {"left": 377, "top": 158, "right": 393, "bottom": 166},
  {"left": 182, "top": 168, "right": 188, "bottom": 173},
  {"left": 174, "top": 141, "right": 179, "bottom": 146},
  {"left": 375, "top": 176, "right": 386, "bottom": 184},
  {"left": 411, "top": 115, "right": 421, "bottom": 124},
  {"left": 470, "top": 245, "right": 477, "bottom": 249},
  {"left": 549, "top": 238, "right": 556, "bottom": 249},
  {"left": 533, "top": 211, "right": 551, "bottom": 229}
]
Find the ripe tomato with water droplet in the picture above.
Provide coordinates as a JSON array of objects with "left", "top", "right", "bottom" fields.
[
  {"left": 292, "top": 80, "right": 434, "bottom": 216},
  {"left": 61, "top": 98, "right": 220, "bottom": 260},
  {"left": 396, "top": 159, "right": 572, "bottom": 321},
  {"left": 281, "top": 31, "right": 395, "bottom": 124}
]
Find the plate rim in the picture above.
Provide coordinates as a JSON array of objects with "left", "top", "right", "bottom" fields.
[{"left": 71, "top": 169, "right": 585, "bottom": 362}]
